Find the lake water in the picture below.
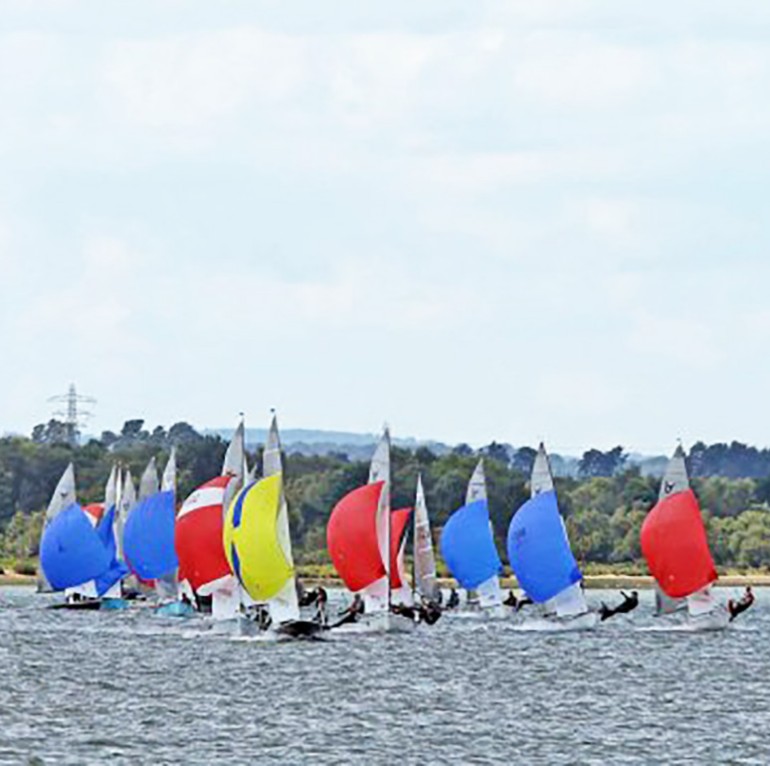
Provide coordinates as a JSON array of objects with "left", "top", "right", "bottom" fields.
[{"left": 1, "top": 586, "right": 768, "bottom": 765}]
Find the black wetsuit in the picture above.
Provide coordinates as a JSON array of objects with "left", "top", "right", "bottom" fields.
[
  {"left": 514, "top": 596, "right": 533, "bottom": 612},
  {"left": 503, "top": 591, "right": 518, "bottom": 607},
  {"left": 728, "top": 592, "right": 754, "bottom": 621},
  {"left": 446, "top": 590, "right": 460, "bottom": 609},
  {"left": 599, "top": 592, "right": 639, "bottom": 621}
]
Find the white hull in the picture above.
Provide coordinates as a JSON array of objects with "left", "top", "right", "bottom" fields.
[
  {"left": 515, "top": 610, "right": 598, "bottom": 633},
  {"left": 331, "top": 611, "right": 417, "bottom": 635}
]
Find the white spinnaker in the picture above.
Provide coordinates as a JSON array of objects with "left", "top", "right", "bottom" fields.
[
  {"left": 139, "top": 457, "right": 159, "bottom": 501},
  {"left": 531, "top": 443, "right": 555, "bottom": 497},
  {"left": 465, "top": 458, "right": 502, "bottom": 610},
  {"left": 534, "top": 443, "right": 589, "bottom": 619},
  {"left": 363, "top": 428, "right": 391, "bottom": 613},
  {"left": 413, "top": 474, "right": 439, "bottom": 602},
  {"left": 656, "top": 445, "right": 718, "bottom": 618},
  {"left": 39, "top": 463, "right": 77, "bottom": 591},
  {"left": 263, "top": 413, "right": 300, "bottom": 624}
]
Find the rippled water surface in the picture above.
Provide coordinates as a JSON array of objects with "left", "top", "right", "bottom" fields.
[{"left": 1, "top": 586, "right": 768, "bottom": 765}]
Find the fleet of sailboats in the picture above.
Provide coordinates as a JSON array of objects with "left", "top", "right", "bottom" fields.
[{"left": 32, "top": 425, "right": 746, "bottom": 635}]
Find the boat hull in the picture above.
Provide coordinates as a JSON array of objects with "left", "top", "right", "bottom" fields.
[
  {"left": 515, "top": 610, "right": 599, "bottom": 632},
  {"left": 154, "top": 601, "right": 196, "bottom": 618}
]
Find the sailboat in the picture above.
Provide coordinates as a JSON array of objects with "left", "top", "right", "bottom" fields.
[
  {"left": 412, "top": 474, "right": 441, "bottom": 604},
  {"left": 507, "top": 443, "right": 597, "bottom": 631},
  {"left": 223, "top": 413, "right": 320, "bottom": 638},
  {"left": 39, "top": 463, "right": 128, "bottom": 609},
  {"left": 37, "top": 462, "right": 76, "bottom": 592},
  {"left": 174, "top": 419, "right": 245, "bottom": 620},
  {"left": 640, "top": 445, "right": 728, "bottom": 630},
  {"left": 123, "top": 452, "right": 180, "bottom": 610},
  {"left": 327, "top": 427, "right": 415, "bottom": 633},
  {"left": 440, "top": 458, "right": 504, "bottom": 617}
]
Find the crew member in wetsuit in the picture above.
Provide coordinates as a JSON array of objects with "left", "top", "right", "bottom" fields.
[
  {"left": 446, "top": 588, "right": 460, "bottom": 609},
  {"left": 314, "top": 586, "right": 328, "bottom": 626},
  {"left": 503, "top": 590, "right": 518, "bottom": 607},
  {"left": 598, "top": 590, "right": 639, "bottom": 621},
  {"left": 514, "top": 595, "right": 533, "bottom": 612},
  {"left": 420, "top": 600, "right": 442, "bottom": 625},
  {"left": 728, "top": 586, "right": 755, "bottom": 622},
  {"left": 331, "top": 594, "right": 364, "bottom": 628}
]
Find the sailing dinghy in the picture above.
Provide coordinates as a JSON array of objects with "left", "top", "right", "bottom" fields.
[
  {"left": 640, "top": 445, "right": 728, "bottom": 631},
  {"left": 224, "top": 413, "right": 321, "bottom": 639},
  {"left": 40, "top": 463, "right": 128, "bottom": 609},
  {"left": 327, "top": 427, "right": 416, "bottom": 633},
  {"left": 507, "top": 443, "right": 597, "bottom": 631},
  {"left": 440, "top": 458, "right": 505, "bottom": 618},
  {"left": 412, "top": 474, "right": 441, "bottom": 605}
]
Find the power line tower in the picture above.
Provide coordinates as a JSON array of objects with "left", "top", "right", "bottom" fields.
[{"left": 48, "top": 383, "right": 96, "bottom": 445}]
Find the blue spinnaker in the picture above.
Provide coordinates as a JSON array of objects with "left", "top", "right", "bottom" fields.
[
  {"left": 439, "top": 499, "right": 502, "bottom": 589},
  {"left": 506, "top": 490, "right": 582, "bottom": 603},
  {"left": 94, "top": 505, "right": 128, "bottom": 596},
  {"left": 40, "top": 503, "right": 113, "bottom": 591},
  {"left": 123, "top": 490, "right": 178, "bottom": 580}
]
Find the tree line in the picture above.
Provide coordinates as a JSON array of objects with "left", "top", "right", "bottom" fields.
[{"left": 2, "top": 419, "right": 770, "bottom": 572}]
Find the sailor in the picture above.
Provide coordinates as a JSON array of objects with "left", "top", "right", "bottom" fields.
[
  {"left": 446, "top": 588, "right": 460, "bottom": 609},
  {"left": 314, "top": 586, "right": 328, "bottom": 625},
  {"left": 598, "top": 590, "right": 639, "bottom": 621},
  {"left": 728, "top": 586, "right": 755, "bottom": 622},
  {"left": 514, "top": 594, "right": 533, "bottom": 612},
  {"left": 503, "top": 590, "right": 518, "bottom": 608},
  {"left": 331, "top": 594, "right": 364, "bottom": 628},
  {"left": 420, "top": 600, "right": 442, "bottom": 625}
]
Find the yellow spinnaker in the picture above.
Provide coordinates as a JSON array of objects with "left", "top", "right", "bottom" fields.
[{"left": 223, "top": 474, "right": 293, "bottom": 602}]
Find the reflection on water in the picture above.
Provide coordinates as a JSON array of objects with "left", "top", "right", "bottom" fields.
[{"left": 1, "top": 587, "right": 768, "bottom": 765}]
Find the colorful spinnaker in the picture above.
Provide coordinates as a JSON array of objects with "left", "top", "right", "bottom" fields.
[
  {"left": 37, "top": 463, "right": 77, "bottom": 592},
  {"left": 224, "top": 413, "right": 301, "bottom": 625},
  {"left": 440, "top": 458, "right": 503, "bottom": 610},
  {"left": 640, "top": 446, "right": 724, "bottom": 624},
  {"left": 507, "top": 443, "right": 590, "bottom": 621},
  {"left": 123, "top": 490, "right": 178, "bottom": 581},
  {"left": 327, "top": 428, "right": 392, "bottom": 614},
  {"left": 413, "top": 474, "right": 440, "bottom": 603}
]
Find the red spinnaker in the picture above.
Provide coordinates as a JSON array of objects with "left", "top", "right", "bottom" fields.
[
  {"left": 83, "top": 503, "right": 105, "bottom": 524},
  {"left": 327, "top": 482, "right": 386, "bottom": 592},
  {"left": 640, "top": 489, "right": 717, "bottom": 599},
  {"left": 175, "top": 476, "right": 232, "bottom": 593},
  {"left": 390, "top": 508, "right": 412, "bottom": 588}
]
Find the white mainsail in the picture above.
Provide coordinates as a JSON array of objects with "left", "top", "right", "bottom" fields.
[
  {"left": 531, "top": 443, "right": 555, "bottom": 495},
  {"left": 466, "top": 458, "right": 502, "bottom": 610},
  {"left": 139, "top": 457, "right": 159, "bottom": 501},
  {"left": 104, "top": 464, "right": 118, "bottom": 513},
  {"left": 362, "top": 428, "right": 391, "bottom": 614},
  {"left": 161, "top": 447, "right": 177, "bottom": 493},
  {"left": 262, "top": 413, "right": 300, "bottom": 624},
  {"left": 38, "top": 463, "right": 77, "bottom": 592},
  {"left": 156, "top": 447, "right": 179, "bottom": 601},
  {"left": 116, "top": 468, "right": 136, "bottom": 561},
  {"left": 413, "top": 474, "right": 439, "bottom": 602}
]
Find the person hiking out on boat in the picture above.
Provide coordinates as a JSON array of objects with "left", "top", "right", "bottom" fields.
[
  {"left": 598, "top": 591, "right": 639, "bottom": 621},
  {"left": 331, "top": 594, "right": 364, "bottom": 628},
  {"left": 314, "top": 586, "right": 328, "bottom": 626},
  {"left": 728, "top": 586, "right": 754, "bottom": 621},
  {"left": 446, "top": 588, "right": 460, "bottom": 609},
  {"left": 503, "top": 590, "right": 517, "bottom": 607},
  {"left": 514, "top": 594, "right": 533, "bottom": 612}
]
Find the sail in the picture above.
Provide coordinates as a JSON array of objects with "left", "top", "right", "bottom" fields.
[
  {"left": 389, "top": 507, "right": 412, "bottom": 606},
  {"left": 161, "top": 448, "right": 177, "bottom": 492},
  {"left": 507, "top": 490, "right": 582, "bottom": 604},
  {"left": 364, "top": 428, "right": 391, "bottom": 612},
  {"left": 440, "top": 499, "right": 502, "bottom": 590},
  {"left": 116, "top": 468, "right": 137, "bottom": 561},
  {"left": 640, "top": 488, "right": 717, "bottom": 600},
  {"left": 531, "top": 443, "right": 555, "bottom": 496},
  {"left": 40, "top": 504, "right": 114, "bottom": 591},
  {"left": 260, "top": 414, "right": 299, "bottom": 623},
  {"left": 175, "top": 476, "right": 233, "bottom": 595},
  {"left": 38, "top": 463, "right": 77, "bottom": 591},
  {"left": 222, "top": 419, "right": 246, "bottom": 481},
  {"left": 466, "top": 458, "right": 487, "bottom": 503},
  {"left": 93, "top": 505, "right": 130, "bottom": 596},
  {"left": 45, "top": 463, "right": 76, "bottom": 522},
  {"left": 327, "top": 482, "right": 387, "bottom": 592},
  {"left": 413, "top": 475, "right": 439, "bottom": 601},
  {"left": 139, "top": 457, "right": 160, "bottom": 501},
  {"left": 104, "top": 464, "right": 118, "bottom": 513},
  {"left": 224, "top": 474, "right": 294, "bottom": 603},
  {"left": 659, "top": 445, "right": 689, "bottom": 500},
  {"left": 123, "top": 490, "right": 178, "bottom": 580}
]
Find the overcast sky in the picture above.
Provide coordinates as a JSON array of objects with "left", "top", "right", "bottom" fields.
[{"left": 2, "top": 1, "right": 770, "bottom": 452}]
